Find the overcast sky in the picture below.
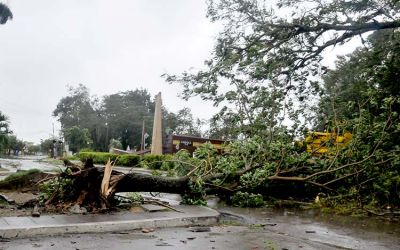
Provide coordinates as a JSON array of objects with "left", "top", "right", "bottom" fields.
[{"left": 0, "top": 0, "right": 221, "bottom": 143}]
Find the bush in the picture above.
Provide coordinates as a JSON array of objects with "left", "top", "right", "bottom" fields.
[
  {"left": 141, "top": 154, "right": 174, "bottom": 169},
  {"left": 117, "top": 154, "right": 141, "bottom": 167},
  {"left": 77, "top": 152, "right": 119, "bottom": 164},
  {"left": 77, "top": 151, "right": 171, "bottom": 168}
]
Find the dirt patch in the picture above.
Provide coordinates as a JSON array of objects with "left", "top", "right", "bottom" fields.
[{"left": 0, "top": 190, "right": 39, "bottom": 217}]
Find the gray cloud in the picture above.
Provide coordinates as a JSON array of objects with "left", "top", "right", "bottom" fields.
[{"left": 0, "top": 0, "right": 218, "bottom": 143}]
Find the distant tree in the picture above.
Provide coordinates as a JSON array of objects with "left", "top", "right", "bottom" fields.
[
  {"left": 0, "top": 111, "right": 10, "bottom": 153},
  {"left": 0, "top": 3, "right": 12, "bottom": 24},
  {"left": 53, "top": 84, "right": 96, "bottom": 129},
  {"left": 26, "top": 144, "right": 41, "bottom": 155},
  {"left": 64, "top": 126, "right": 93, "bottom": 153},
  {"left": 163, "top": 108, "right": 203, "bottom": 137},
  {"left": 40, "top": 138, "right": 55, "bottom": 155},
  {"left": 5, "top": 135, "right": 24, "bottom": 155},
  {"left": 53, "top": 84, "right": 104, "bottom": 150},
  {"left": 101, "top": 89, "right": 154, "bottom": 150},
  {"left": 108, "top": 138, "right": 123, "bottom": 150},
  {"left": 54, "top": 85, "right": 205, "bottom": 151}
]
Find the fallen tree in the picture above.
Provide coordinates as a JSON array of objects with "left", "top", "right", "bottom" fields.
[{"left": 39, "top": 130, "right": 400, "bottom": 213}]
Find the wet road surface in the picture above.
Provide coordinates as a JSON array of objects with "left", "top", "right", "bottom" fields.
[{"left": 1, "top": 157, "right": 399, "bottom": 249}]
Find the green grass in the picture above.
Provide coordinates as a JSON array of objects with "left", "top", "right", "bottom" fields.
[{"left": 2, "top": 169, "right": 41, "bottom": 182}]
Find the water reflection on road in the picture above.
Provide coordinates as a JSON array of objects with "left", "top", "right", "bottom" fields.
[
  {"left": 218, "top": 206, "right": 400, "bottom": 249},
  {"left": 0, "top": 156, "right": 62, "bottom": 180}
]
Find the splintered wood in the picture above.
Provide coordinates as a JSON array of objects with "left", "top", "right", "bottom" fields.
[{"left": 101, "top": 159, "right": 113, "bottom": 197}]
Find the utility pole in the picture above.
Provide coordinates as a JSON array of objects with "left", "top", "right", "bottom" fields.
[
  {"left": 105, "top": 122, "right": 109, "bottom": 150},
  {"left": 141, "top": 120, "right": 145, "bottom": 151}
]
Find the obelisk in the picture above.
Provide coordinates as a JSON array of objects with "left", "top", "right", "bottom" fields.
[{"left": 151, "top": 92, "right": 163, "bottom": 155}]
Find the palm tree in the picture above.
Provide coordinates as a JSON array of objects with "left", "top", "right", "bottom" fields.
[
  {"left": 0, "top": 3, "right": 13, "bottom": 24},
  {"left": 0, "top": 111, "right": 10, "bottom": 152}
]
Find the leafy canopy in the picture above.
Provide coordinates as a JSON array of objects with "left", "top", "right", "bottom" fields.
[{"left": 165, "top": 0, "right": 400, "bottom": 137}]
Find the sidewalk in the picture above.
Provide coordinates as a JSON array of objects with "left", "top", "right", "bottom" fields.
[{"left": 0, "top": 205, "right": 219, "bottom": 238}]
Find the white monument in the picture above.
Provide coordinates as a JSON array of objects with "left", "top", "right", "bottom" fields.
[{"left": 151, "top": 92, "right": 163, "bottom": 155}]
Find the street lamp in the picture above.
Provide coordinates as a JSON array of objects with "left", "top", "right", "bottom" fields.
[{"left": 105, "top": 122, "right": 109, "bottom": 149}]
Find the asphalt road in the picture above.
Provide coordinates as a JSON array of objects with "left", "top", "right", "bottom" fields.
[
  {"left": 1, "top": 207, "right": 399, "bottom": 250},
  {"left": 1, "top": 223, "right": 398, "bottom": 250}
]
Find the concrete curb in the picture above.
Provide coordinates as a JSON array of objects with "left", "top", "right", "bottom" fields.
[{"left": 0, "top": 206, "right": 219, "bottom": 238}]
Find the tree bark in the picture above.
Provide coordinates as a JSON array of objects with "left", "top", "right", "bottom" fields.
[{"left": 115, "top": 173, "right": 190, "bottom": 194}]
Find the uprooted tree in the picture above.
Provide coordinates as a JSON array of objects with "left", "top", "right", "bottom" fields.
[
  {"left": 38, "top": 0, "right": 400, "bottom": 212},
  {"left": 42, "top": 119, "right": 399, "bottom": 212}
]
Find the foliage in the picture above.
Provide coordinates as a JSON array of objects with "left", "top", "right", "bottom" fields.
[
  {"left": 39, "top": 177, "right": 74, "bottom": 203},
  {"left": 0, "top": 112, "right": 26, "bottom": 156},
  {"left": 0, "top": 169, "right": 42, "bottom": 190},
  {"left": 163, "top": 108, "right": 203, "bottom": 137},
  {"left": 2, "top": 169, "right": 41, "bottom": 182},
  {"left": 108, "top": 138, "right": 123, "bottom": 150},
  {"left": 140, "top": 154, "right": 174, "bottom": 170},
  {"left": 101, "top": 89, "right": 154, "bottom": 150},
  {"left": 316, "top": 30, "right": 400, "bottom": 127},
  {"left": 77, "top": 151, "right": 173, "bottom": 169},
  {"left": 0, "top": 111, "right": 10, "bottom": 153},
  {"left": 40, "top": 138, "right": 55, "bottom": 155},
  {"left": 125, "top": 192, "right": 144, "bottom": 203},
  {"left": 166, "top": 123, "right": 399, "bottom": 207},
  {"left": 25, "top": 144, "right": 41, "bottom": 155},
  {"left": 117, "top": 154, "right": 141, "bottom": 167},
  {"left": 231, "top": 191, "right": 264, "bottom": 207},
  {"left": 53, "top": 85, "right": 95, "bottom": 132},
  {"left": 53, "top": 85, "right": 202, "bottom": 152},
  {"left": 77, "top": 152, "right": 119, "bottom": 165},
  {"left": 159, "top": 0, "right": 400, "bottom": 210},
  {"left": 47, "top": 1, "right": 400, "bottom": 211},
  {"left": 165, "top": 0, "right": 400, "bottom": 139},
  {"left": 181, "top": 195, "right": 208, "bottom": 206},
  {"left": 311, "top": 30, "right": 400, "bottom": 207},
  {"left": 3, "top": 135, "right": 25, "bottom": 155},
  {"left": 0, "top": 3, "right": 12, "bottom": 24},
  {"left": 64, "top": 126, "right": 93, "bottom": 153}
]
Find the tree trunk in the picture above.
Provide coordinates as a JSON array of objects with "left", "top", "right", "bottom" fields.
[
  {"left": 115, "top": 173, "right": 190, "bottom": 194},
  {"left": 46, "top": 160, "right": 194, "bottom": 211}
]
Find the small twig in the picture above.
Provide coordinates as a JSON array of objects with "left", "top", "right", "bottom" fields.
[
  {"left": 323, "top": 168, "right": 365, "bottom": 186},
  {"left": 143, "top": 197, "right": 184, "bottom": 213},
  {"left": 204, "top": 182, "right": 234, "bottom": 192},
  {"left": 35, "top": 173, "right": 59, "bottom": 185},
  {"left": 186, "top": 165, "right": 201, "bottom": 177}
]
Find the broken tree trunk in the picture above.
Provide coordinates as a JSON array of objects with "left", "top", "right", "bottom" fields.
[
  {"left": 45, "top": 158, "right": 342, "bottom": 211},
  {"left": 115, "top": 173, "right": 190, "bottom": 194},
  {"left": 44, "top": 159, "right": 194, "bottom": 211}
]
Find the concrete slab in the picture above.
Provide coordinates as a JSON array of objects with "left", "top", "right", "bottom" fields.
[
  {"left": 2, "top": 217, "right": 36, "bottom": 228},
  {"left": 0, "top": 205, "right": 219, "bottom": 239}
]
